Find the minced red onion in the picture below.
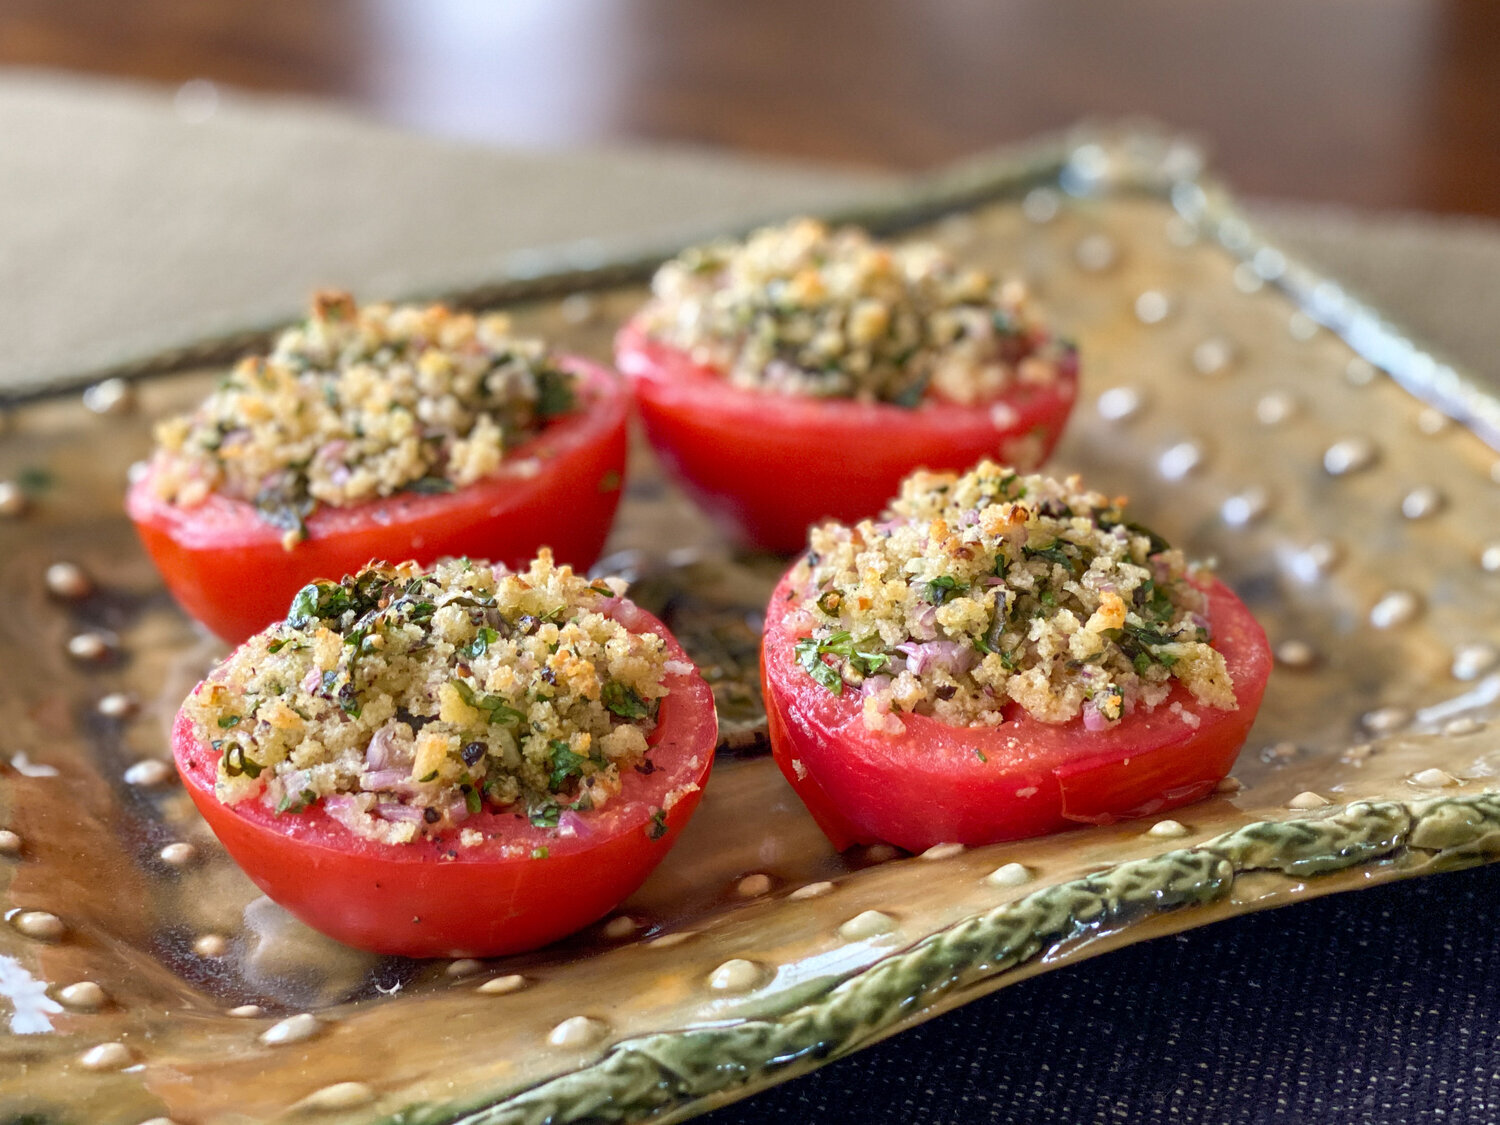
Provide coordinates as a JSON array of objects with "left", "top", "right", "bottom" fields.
[
  {"left": 365, "top": 724, "right": 401, "bottom": 770},
  {"left": 360, "top": 768, "right": 413, "bottom": 792},
  {"left": 909, "top": 604, "right": 938, "bottom": 641},
  {"left": 895, "top": 640, "right": 976, "bottom": 678},
  {"left": 321, "top": 794, "right": 367, "bottom": 834},
  {"left": 374, "top": 803, "right": 426, "bottom": 823}
]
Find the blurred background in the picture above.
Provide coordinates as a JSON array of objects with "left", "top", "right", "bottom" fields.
[
  {"left": 5, "top": 0, "right": 1499, "bottom": 215},
  {"left": 6, "top": 7, "right": 1500, "bottom": 1125}
]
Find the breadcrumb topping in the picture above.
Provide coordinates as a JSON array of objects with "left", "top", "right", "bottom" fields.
[
  {"left": 149, "top": 292, "right": 579, "bottom": 545},
  {"left": 640, "top": 218, "right": 1073, "bottom": 405},
  {"left": 183, "top": 553, "right": 669, "bottom": 845},
  {"left": 784, "top": 462, "right": 1237, "bottom": 732}
]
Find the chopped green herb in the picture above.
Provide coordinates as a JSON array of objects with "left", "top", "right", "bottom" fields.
[
  {"left": 253, "top": 489, "right": 314, "bottom": 544},
  {"left": 217, "top": 714, "right": 242, "bottom": 729},
  {"left": 275, "top": 788, "right": 316, "bottom": 814},
  {"left": 601, "top": 681, "right": 650, "bottom": 720},
  {"left": 1135, "top": 579, "right": 1175, "bottom": 622},
  {"left": 888, "top": 377, "right": 930, "bottom": 409},
  {"left": 531, "top": 847, "right": 550, "bottom": 859},
  {"left": 794, "top": 630, "right": 890, "bottom": 696},
  {"left": 529, "top": 801, "right": 561, "bottom": 829},
  {"left": 794, "top": 638, "right": 846, "bottom": 694},
  {"left": 451, "top": 679, "right": 525, "bottom": 725},
  {"left": 546, "top": 741, "right": 591, "bottom": 793},
  {"left": 1102, "top": 518, "right": 1171, "bottom": 557},
  {"left": 1123, "top": 621, "right": 1177, "bottom": 651},
  {"left": 464, "top": 626, "right": 499, "bottom": 660},
  {"left": 287, "top": 580, "right": 350, "bottom": 627},
  {"left": 926, "top": 575, "right": 964, "bottom": 605},
  {"left": 222, "top": 742, "right": 262, "bottom": 780},
  {"left": 535, "top": 367, "right": 577, "bottom": 419},
  {"left": 647, "top": 808, "right": 668, "bottom": 840},
  {"left": 1024, "top": 542, "right": 1074, "bottom": 572}
]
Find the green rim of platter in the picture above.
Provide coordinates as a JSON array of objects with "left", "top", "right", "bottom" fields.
[{"left": 372, "top": 792, "right": 1498, "bottom": 1125}]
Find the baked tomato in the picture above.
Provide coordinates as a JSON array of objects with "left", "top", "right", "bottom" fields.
[
  {"left": 129, "top": 358, "right": 628, "bottom": 645},
  {"left": 762, "top": 569, "right": 1270, "bottom": 852},
  {"left": 615, "top": 321, "right": 1078, "bottom": 554},
  {"left": 173, "top": 597, "right": 716, "bottom": 958}
]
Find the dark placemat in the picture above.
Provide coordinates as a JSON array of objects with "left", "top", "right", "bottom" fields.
[{"left": 703, "top": 863, "right": 1500, "bottom": 1124}]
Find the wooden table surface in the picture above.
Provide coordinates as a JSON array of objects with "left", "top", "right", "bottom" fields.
[{"left": 5, "top": 0, "right": 1499, "bottom": 218}]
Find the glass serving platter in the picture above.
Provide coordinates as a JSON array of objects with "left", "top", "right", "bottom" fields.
[{"left": 3, "top": 128, "right": 1500, "bottom": 1125}]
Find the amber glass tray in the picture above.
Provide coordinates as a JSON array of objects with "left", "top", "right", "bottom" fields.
[{"left": 3, "top": 129, "right": 1500, "bottom": 1125}]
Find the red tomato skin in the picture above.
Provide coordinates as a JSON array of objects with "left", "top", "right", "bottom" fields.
[
  {"left": 128, "top": 358, "right": 629, "bottom": 645},
  {"left": 614, "top": 321, "right": 1078, "bottom": 554},
  {"left": 172, "top": 600, "right": 717, "bottom": 958},
  {"left": 762, "top": 570, "right": 1271, "bottom": 852}
]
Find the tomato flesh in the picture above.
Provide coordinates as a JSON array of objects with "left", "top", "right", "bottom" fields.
[
  {"left": 615, "top": 321, "right": 1078, "bottom": 554},
  {"left": 762, "top": 569, "right": 1271, "bottom": 852},
  {"left": 172, "top": 600, "right": 717, "bottom": 958},
  {"left": 129, "top": 358, "right": 629, "bottom": 645}
]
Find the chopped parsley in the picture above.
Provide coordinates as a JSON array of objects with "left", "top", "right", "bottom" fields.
[
  {"left": 546, "top": 741, "right": 592, "bottom": 793},
  {"left": 794, "top": 631, "right": 890, "bottom": 696},
  {"left": 275, "top": 787, "right": 316, "bottom": 814},
  {"left": 452, "top": 679, "right": 526, "bottom": 726},
  {"left": 1023, "top": 542, "right": 1075, "bottom": 572},
  {"left": 925, "top": 575, "right": 965, "bottom": 605},
  {"left": 529, "top": 800, "right": 562, "bottom": 829},
  {"left": 535, "top": 366, "right": 577, "bottom": 419},
  {"left": 464, "top": 626, "right": 499, "bottom": 660},
  {"left": 222, "top": 742, "right": 263, "bottom": 780},
  {"left": 601, "top": 681, "right": 651, "bottom": 720}
]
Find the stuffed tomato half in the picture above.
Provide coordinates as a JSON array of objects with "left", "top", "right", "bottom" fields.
[
  {"left": 172, "top": 554, "right": 716, "bottom": 958},
  {"left": 616, "top": 219, "right": 1077, "bottom": 554},
  {"left": 762, "top": 462, "right": 1271, "bottom": 852},
  {"left": 129, "top": 293, "right": 628, "bottom": 644}
]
